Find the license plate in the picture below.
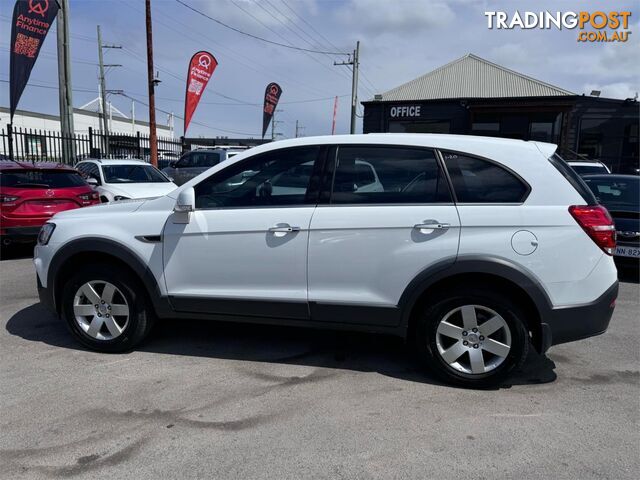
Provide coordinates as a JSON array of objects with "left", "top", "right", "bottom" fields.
[{"left": 615, "top": 246, "right": 640, "bottom": 258}]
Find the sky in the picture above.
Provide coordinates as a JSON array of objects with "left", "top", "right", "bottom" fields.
[{"left": 0, "top": 0, "right": 638, "bottom": 139}]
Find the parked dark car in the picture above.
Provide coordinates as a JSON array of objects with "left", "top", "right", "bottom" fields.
[
  {"left": 583, "top": 174, "right": 640, "bottom": 265},
  {"left": 161, "top": 149, "right": 224, "bottom": 186}
]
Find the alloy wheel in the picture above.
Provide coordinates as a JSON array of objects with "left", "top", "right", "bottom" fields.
[
  {"left": 73, "top": 281, "right": 130, "bottom": 341},
  {"left": 435, "top": 304, "right": 512, "bottom": 375}
]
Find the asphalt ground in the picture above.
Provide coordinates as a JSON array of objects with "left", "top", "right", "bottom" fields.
[{"left": 1, "top": 244, "right": 638, "bottom": 479}]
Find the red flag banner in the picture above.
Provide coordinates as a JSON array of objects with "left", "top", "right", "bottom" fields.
[
  {"left": 184, "top": 51, "right": 217, "bottom": 134},
  {"left": 262, "top": 82, "right": 283, "bottom": 139},
  {"left": 10, "top": 0, "right": 59, "bottom": 119},
  {"left": 331, "top": 96, "right": 338, "bottom": 135}
]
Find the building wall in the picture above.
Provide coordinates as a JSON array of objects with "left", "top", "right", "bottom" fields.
[
  {"left": 362, "top": 96, "right": 639, "bottom": 173},
  {"left": 0, "top": 107, "right": 172, "bottom": 137}
]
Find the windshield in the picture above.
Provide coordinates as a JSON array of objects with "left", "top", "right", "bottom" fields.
[
  {"left": 570, "top": 165, "right": 608, "bottom": 175},
  {"left": 583, "top": 177, "right": 639, "bottom": 211},
  {"left": 0, "top": 170, "right": 87, "bottom": 188},
  {"left": 102, "top": 164, "right": 169, "bottom": 183}
]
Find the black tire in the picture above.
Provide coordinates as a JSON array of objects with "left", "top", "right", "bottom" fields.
[
  {"left": 61, "top": 263, "right": 155, "bottom": 353},
  {"left": 414, "top": 286, "right": 529, "bottom": 388}
]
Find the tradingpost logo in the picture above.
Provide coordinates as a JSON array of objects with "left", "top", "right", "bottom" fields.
[{"left": 484, "top": 10, "right": 632, "bottom": 43}]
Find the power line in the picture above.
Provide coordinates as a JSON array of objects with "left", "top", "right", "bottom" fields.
[
  {"left": 120, "top": 0, "right": 337, "bottom": 98},
  {"left": 175, "top": 0, "right": 348, "bottom": 55},
  {"left": 234, "top": 0, "right": 352, "bottom": 85},
  {"left": 153, "top": 94, "right": 350, "bottom": 106},
  {"left": 117, "top": 92, "right": 261, "bottom": 137},
  {"left": 279, "top": 0, "right": 342, "bottom": 52},
  {"left": 0, "top": 78, "right": 97, "bottom": 94}
]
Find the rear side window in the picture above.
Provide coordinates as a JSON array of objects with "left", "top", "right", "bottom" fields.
[
  {"left": 443, "top": 152, "right": 529, "bottom": 203},
  {"left": 549, "top": 154, "right": 597, "bottom": 204},
  {"left": 330, "top": 146, "right": 451, "bottom": 204},
  {"left": 0, "top": 170, "right": 87, "bottom": 188}
]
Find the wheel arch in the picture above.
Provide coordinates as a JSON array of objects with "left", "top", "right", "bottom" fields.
[
  {"left": 399, "top": 256, "right": 553, "bottom": 352},
  {"left": 48, "top": 238, "right": 168, "bottom": 317}
]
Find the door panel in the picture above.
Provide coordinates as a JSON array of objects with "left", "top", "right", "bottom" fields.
[
  {"left": 162, "top": 145, "right": 322, "bottom": 319},
  {"left": 163, "top": 208, "right": 314, "bottom": 317},
  {"left": 308, "top": 205, "right": 460, "bottom": 309},
  {"left": 307, "top": 145, "right": 460, "bottom": 325}
]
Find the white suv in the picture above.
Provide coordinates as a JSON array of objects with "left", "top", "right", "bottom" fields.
[
  {"left": 34, "top": 134, "right": 618, "bottom": 387},
  {"left": 75, "top": 159, "right": 177, "bottom": 202}
]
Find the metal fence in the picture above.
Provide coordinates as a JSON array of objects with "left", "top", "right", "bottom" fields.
[{"left": 0, "top": 124, "right": 182, "bottom": 169}]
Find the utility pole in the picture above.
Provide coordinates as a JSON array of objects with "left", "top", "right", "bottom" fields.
[
  {"left": 334, "top": 41, "right": 359, "bottom": 134},
  {"left": 96, "top": 27, "right": 121, "bottom": 157},
  {"left": 295, "top": 120, "right": 305, "bottom": 138},
  {"left": 271, "top": 109, "right": 284, "bottom": 140},
  {"left": 145, "top": 0, "right": 159, "bottom": 167},
  {"left": 57, "top": 0, "right": 75, "bottom": 163},
  {"left": 97, "top": 25, "right": 110, "bottom": 157}
]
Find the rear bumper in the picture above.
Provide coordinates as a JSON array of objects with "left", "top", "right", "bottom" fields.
[
  {"left": 540, "top": 281, "right": 618, "bottom": 352},
  {"left": 1, "top": 226, "right": 42, "bottom": 241}
]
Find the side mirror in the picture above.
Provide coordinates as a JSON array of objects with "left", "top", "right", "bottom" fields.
[
  {"left": 174, "top": 187, "right": 195, "bottom": 213},
  {"left": 169, "top": 161, "right": 177, "bottom": 168},
  {"left": 86, "top": 177, "right": 99, "bottom": 186}
]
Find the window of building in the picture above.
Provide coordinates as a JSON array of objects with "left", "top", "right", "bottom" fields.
[
  {"left": 443, "top": 152, "right": 529, "bottom": 203},
  {"left": 389, "top": 120, "right": 450, "bottom": 134},
  {"left": 471, "top": 114, "right": 500, "bottom": 135},
  {"left": 330, "top": 146, "right": 451, "bottom": 204}
]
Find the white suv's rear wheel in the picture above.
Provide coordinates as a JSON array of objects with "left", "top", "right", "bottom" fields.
[
  {"left": 415, "top": 286, "right": 529, "bottom": 387},
  {"left": 61, "top": 264, "right": 154, "bottom": 352}
]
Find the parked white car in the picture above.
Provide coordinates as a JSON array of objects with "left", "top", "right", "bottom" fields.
[
  {"left": 36, "top": 134, "right": 618, "bottom": 387},
  {"left": 75, "top": 159, "right": 177, "bottom": 202}
]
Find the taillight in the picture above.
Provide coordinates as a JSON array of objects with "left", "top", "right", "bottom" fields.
[
  {"left": 0, "top": 194, "right": 19, "bottom": 204},
  {"left": 78, "top": 191, "right": 99, "bottom": 203},
  {"left": 568, "top": 205, "right": 616, "bottom": 255}
]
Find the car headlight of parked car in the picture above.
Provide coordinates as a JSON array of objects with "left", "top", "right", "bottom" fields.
[
  {"left": 113, "top": 195, "right": 130, "bottom": 201},
  {"left": 37, "top": 223, "right": 56, "bottom": 246}
]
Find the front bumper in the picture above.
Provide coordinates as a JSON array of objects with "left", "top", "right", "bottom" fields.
[
  {"left": 37, "top": 274, "right": 56, "bottom": 314},
  {"left": 540, "top": 281, "right": 618, "bottom": 352}
]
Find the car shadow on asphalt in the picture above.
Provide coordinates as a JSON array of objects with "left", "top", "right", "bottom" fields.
[
  {"left": 0, "top": 243, "right": 35, "bottom": 261},
  {"left": 617, "top": 263, "right": 639, "bottom": 284},
  {"left": 6, "top": 302, "right": 557, "bottom": 390}
]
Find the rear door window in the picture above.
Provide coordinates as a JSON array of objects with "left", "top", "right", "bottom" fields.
[
  {"left": 442, "top": 152, "right": 529, "bottom": 203},
  {"left": 329, "top": 146, "right": 451, "bottom": 204}
]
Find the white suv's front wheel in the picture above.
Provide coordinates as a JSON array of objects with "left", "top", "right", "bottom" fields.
[
  {"left": 61, "top": 264, "right": 154, "bottom": 352},
  {"left": 415, "top": 286, "right": 529, "bottom": 388}
]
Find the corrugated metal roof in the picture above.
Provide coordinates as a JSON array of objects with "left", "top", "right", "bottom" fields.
[{"left": 376, "top": 54, "right": 574, "bottom": 101}]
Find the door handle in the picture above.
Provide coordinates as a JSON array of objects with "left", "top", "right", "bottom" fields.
[
  {"left": 414, "top": 222, "right": 450, "bottom": 230},
  {"left": 268, "top": 224, "right": 301, "bottom": 233}
]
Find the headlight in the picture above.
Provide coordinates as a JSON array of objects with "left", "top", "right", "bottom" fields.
[
  {"left": 37, "top": 223, "right": 56, "bottom": 246},
  {"left": 113, "top": 195, "right": 130, "bottom": 201}
]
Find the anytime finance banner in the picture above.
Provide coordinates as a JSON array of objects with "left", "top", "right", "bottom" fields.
[
  {"left": 9, "top": 0, "right": 59, "bottom": 118},
  {"left": 184, "top": 51, "right": 218, "bottom": 134},
  {"left": 262, "top": 82, "right": 283, "bottom": 139}
]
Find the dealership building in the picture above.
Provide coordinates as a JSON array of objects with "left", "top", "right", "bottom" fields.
[{"left": 362, "top": 54, "right": 639, "bottom": 174}]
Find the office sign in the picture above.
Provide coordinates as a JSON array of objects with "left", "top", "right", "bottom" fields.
[
  {"left": 389, "top": 105, "right": 422, "bottom": 118},
  {"left": 9, "top": 0, "right": 59, "bottom": 119}
]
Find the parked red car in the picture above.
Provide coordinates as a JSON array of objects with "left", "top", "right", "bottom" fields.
[{"left": 0, "top": 161, "right": 99, "bottom": 245}]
